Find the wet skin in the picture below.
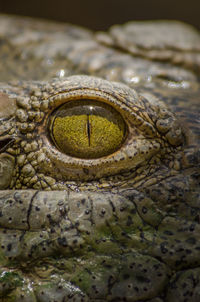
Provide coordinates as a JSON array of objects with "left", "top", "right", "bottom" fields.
[{"left": 0, "top": 15, "right": 199, "bottom": 302}]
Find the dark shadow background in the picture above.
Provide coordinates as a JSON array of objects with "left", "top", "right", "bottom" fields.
[{"left": 0, "top": 0, "right": 200, "bottom": 31}]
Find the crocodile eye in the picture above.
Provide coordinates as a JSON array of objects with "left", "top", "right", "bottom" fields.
[
  {"left": 36, "top": 75, "right": 184, "bottom": 182},
  {"left": 49, "top": 100, "right": 126, "bottom": 159}
]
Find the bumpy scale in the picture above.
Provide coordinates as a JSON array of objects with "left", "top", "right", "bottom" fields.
[{"left": 0, "top": 14, "right": 199, "bottom": 302}]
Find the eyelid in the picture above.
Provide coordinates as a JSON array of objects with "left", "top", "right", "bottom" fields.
[
  {"left": 42, "top": 87, "right": 158, "bottom": 140},
  {"left": 34, "top": 75, "right": 183, "bottom": 181}
]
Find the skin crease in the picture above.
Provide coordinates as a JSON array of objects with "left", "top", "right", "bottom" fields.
[{"left": 0, "top": 14, "right": 199, "bottom": 302}]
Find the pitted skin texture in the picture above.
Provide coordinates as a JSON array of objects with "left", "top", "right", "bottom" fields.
[{"left": 0, "top": 14, "right": 199, "bottom": 302}]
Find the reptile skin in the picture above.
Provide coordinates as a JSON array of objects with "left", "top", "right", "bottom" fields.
[{"left": 0, "top": 15, "right": 199, "bottom": 302}]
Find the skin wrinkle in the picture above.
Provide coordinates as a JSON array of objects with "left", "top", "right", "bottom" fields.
[{"left": 0, "top": 14, "right": 199, "bottom": 302}]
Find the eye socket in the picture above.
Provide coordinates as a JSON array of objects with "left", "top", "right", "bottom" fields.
[
  {"left": 36, "top": 75, "right": 183, "bottom": 182},
  {"left": 49, "top": 99, "right": 126, "bottom": 159}
]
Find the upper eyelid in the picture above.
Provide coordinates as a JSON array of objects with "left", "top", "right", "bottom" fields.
[
  {"left": 39, "top": 88, "right": 158, "bottom": 139},
  {"left": 26, "top": 75, "right": 183, "bottom": 147}
]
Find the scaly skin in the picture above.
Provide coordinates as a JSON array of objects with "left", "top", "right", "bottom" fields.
[{"left": 0, "top": 14, "right": 199, "bottom": 302}]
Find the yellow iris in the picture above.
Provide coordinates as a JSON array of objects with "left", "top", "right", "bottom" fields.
[{"left": 50, "top": 100, "right": 126, "bottom": 159}]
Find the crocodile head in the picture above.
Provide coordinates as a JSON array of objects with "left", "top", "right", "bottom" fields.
[{"left": 0, "top": 15, "right": 199, "bottom": 302}]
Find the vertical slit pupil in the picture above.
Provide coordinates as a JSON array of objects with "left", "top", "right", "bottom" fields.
[
  {"left": 50, "top": 99, "right": 126, "bottom": 159},
  {"left": 87, "top": 114, "right": 91, "bottom": 146}
]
